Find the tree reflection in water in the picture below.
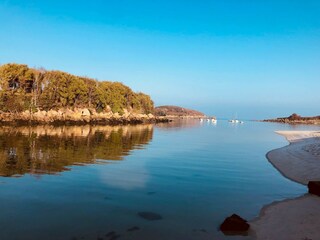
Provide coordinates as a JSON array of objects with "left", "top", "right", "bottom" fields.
[{"left": 0, "top": 125, "right": 153, "bottom": 177}]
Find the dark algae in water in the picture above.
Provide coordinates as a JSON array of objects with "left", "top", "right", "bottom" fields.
[
  {"left": 127, "top": 226, "right": 140, "bottom": 232},
  {"left": 138, "top": 212, "right": 163, "bottom": 221}
]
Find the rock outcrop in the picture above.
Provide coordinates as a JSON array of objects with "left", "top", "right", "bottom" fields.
[
  {"left": 220, "top": 214, "right": 250, "bottom": 233},
  {"left": 263, "top": 113, "right": 320, "bottom": 125},
  {"left": 0, "top": 108, "right": 169, "bottom": 125},
  {"left": 308, "top": 181, "right": 320, "bottom": 196},
  {"left": 154, "top": 105, "right": 206, "bottom": 118}
]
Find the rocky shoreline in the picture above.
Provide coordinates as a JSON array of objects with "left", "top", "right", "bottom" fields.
[
  {"left": 262, "top": 113, "right": 320, "bottom": 125},
  {"left": 0, "top": 108, "right": 170, "bottom": 126}
]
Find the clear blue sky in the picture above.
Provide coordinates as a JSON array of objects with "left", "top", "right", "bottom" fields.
[{"left": 1, "top": 0, "right": 319, "bottom": 119}]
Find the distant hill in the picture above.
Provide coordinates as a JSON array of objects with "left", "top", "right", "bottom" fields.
[
  {"left": 263, "top": 113, "right": 320, "bottom": 125},
  {"left": 154, "top": 105, "right": 206, "bottom": 118}
]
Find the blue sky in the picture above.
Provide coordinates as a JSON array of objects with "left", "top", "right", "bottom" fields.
[{"left": 0, "top": 0, "right": 319, "bottom": 119}]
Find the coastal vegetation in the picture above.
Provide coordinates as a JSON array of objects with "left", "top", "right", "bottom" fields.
[{"left": 0, "top": 63, "right": 154, "bottom": 115}]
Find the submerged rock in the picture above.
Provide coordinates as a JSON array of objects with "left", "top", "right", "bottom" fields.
[
  {"left": 220, "top": 214, "right": 250, "bottom": 233},
  {"left": 308, "top": 181, "right": 320, "bottom": 196},
  {"left": 127, "top": 226, "right": 140, "bottom": 232},
  {"left": 138, "top": 211, "right": 162, "bottom": 221}
]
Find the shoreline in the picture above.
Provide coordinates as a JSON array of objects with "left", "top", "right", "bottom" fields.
[
  {"left": 0, "top": 110, "right": 170, "bottom": 126},
  {"left": 250, "top": 131, "right": 320, "bottom": 240},
  {"left": 266, "top": 131, "right": 320, "bottom": 185},
  {"left": 261, "top": 119, "right": 320, "bottom": 125},
  {"left": 250, "top": 194, "right": 320, "bottom": 240},
  {"left": 0, "top": 118, "right": 169, "bottom": 126}
]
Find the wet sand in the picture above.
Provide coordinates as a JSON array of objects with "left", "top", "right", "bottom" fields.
[
  {"left": 267, "top": 131, "right": 320, "bottom": 185},
  {"left": 251, "top": 131, "right": 320, "bottom": 240}
]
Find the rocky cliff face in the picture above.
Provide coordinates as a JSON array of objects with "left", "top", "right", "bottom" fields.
[{"left": 154, "top": 105, "right": 205, "bottom": 118}]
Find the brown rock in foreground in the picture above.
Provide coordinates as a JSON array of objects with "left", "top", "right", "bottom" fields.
[
  {"left": 308, "top": 181, "right": 320, "bottom": 196},
  {"left": 220, "top": 214, "right": 250, "bottom": 233}
]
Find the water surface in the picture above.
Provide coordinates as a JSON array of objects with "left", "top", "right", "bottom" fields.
[{"left": 0, "top": 121, "right": 319, "bottom": 240}]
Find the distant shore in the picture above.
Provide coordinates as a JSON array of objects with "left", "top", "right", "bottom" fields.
[
  {"left": 0, "top": 109, "right": 170, "bottom": 126},
  {"left": 154, "top": 105, "right": 207, "bottom": 119},
  {"left": 250, "top": 131, "right": 320, "bottom": 240},
  {"left": 262, "top": 113, "right": 320, "bottom": 125}
]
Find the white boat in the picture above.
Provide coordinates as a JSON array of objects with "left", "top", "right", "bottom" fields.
[
  {"left": 229, "top": 119, "right": 244, "bottom": 124},
  {"left": 229, "top": 113, "right": 241, "bottom": 123},
  {"left": 229, "top": 119, "right": 240, "bottom": 123}
]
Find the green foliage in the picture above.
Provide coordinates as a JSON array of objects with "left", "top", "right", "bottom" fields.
[
  {"left": 136, "top": 92, "right": 154, "bottom": 114},
  {"left": 0, "top": 92, "right": 29, "bottom": 113},
  {"left": 0, "top": 63, "right": 34, "bottom": 91},
  {"left": 0, "top": 63, "right": 154, "bottom": 114}
]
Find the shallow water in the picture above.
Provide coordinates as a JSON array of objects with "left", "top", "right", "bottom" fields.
[{"left": 0, "top": 121, "right": 319, "bottom": 240}]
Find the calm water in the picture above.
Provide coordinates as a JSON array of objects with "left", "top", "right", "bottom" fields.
[{"left": 0, "top": 121, "right": 319, "bottom": 240}]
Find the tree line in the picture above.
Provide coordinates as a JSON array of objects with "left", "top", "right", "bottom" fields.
[{"left": 0, "top": 63, "right": 154, "bottom": 114}]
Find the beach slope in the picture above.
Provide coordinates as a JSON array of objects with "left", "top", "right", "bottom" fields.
[
  {"left": 251, "top": 131, "right": 320, "bottom": 240},
  {"left": 267, "top": 131, "right": 320, "bottom": 185},
  {"left": 251, "top": 195, "right": 320, "bottom": 240}
]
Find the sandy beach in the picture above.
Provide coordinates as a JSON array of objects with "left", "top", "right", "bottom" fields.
[
  {"left": 251, "top": 131, "right": 320, "bottom": 240},
  {"left": 267, "top": 131, "right": 320, "bottom": 185}
]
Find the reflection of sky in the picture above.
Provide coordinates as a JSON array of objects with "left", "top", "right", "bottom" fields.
[{"left": 98, "top": 155, "right": 149, "bottom": 190}]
